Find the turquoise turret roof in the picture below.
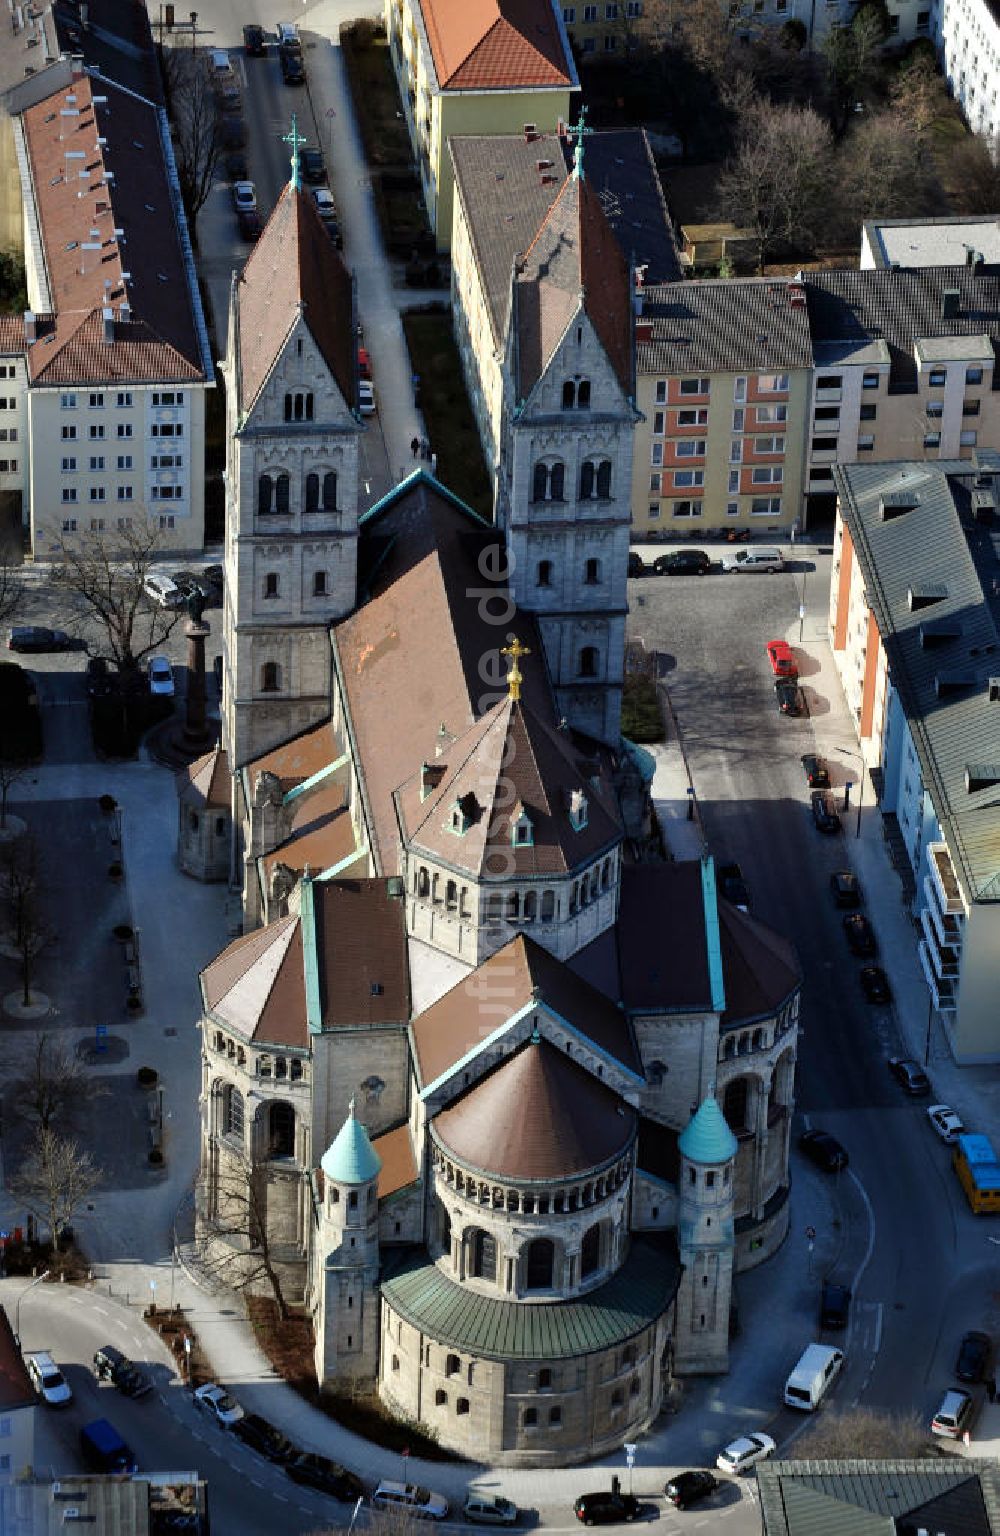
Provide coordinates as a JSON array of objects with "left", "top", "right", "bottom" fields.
[
  {"left": 320, "top": 1100, "right": 382, "bottom": 1185},
  {"left": 678, "top": 1095, "right": 737, "bottom": 1165}
]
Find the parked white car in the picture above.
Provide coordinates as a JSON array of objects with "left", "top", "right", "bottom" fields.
[
  {"left": 358, "top": 380, "right": 376, "bottom": 416},
  {"left": 927, "top": 1104, "right": 965, "bottom": 1143},
  {"left": 372, "top": 1481, "right": 449, "bottom": 1521},
  {"left": 25, "top": 1351, "right": 72, "bottom": 1407},
  {"left": 147, "top": 655, "right": 174, "bottom": 697},
  {"left": 193, "top": 1382, "right": 244, "bottom": 1427},
  {"left": 716, "top": 1431, "right": 776, "bottom": 1475}
]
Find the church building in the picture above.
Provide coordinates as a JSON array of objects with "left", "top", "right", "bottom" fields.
[{"left": 194, "top": 128, "right": 801, "bottom": 1467}]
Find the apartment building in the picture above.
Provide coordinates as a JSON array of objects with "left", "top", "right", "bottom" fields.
[
  {"left": 830, "top": 455, "right": 1000, "bottom": 1062},
  {"left": 933, "top": 0, "right": 1000, "bottom": 139},
  {"left": 384, "top": 0, "right": 578, "bottom": 250},
  {"left": 559, "top": 0, "right": 647, "bottom": 59},
  {"left": 451, "top": 126, "right": 679, "bottom": 488},
  {"left": 1, "top": 65, "right": 212, "bottom": 555},
  {"left": 632, "top": 279, "right": 813, "bottom": 538},
  {"left": 803, "top": 267, "right": 1000, "bottom": 512},
  {"left": 861, "top": 215, "right": 1000, "bottom": 270}
]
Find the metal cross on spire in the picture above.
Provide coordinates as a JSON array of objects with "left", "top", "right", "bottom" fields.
[
  {"left": 566, "top": 105, "right": 593, "bottom": 183},
  {"left": 500, "top": 636, "right": 532, "bottom": 702},
  {"left": 282, "top": 114, "right": 308, "bottom": 190}
]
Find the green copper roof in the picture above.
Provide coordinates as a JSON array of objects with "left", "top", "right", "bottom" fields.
[
  {"left": 380, "top": 1240, "right": 679, "bottom": 1360},
  {"left": 679, "top": 1095, "right": 737, "bottom": 1165},
  {"left": 321, "top": 1102, "right": 382, "bottom": 1186}
]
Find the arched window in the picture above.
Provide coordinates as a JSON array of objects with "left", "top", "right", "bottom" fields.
[
  {"left": 533, "top": 462, "right": 548, "bottom": 502},
  {"left": 445, "top": 879, "right": 458, "bottom": 911},
  {"left": 305, "top": 393, "right": 314, "bottom": 421},
  {"left": 258, "top": 474, "right": 273, "bottom": 516},
  {"left": 562, "top": 380, "right": 576, "bottom": 409},
  {"left": 471, "top": 1229, "right": 497, "bottom": 1282},
  {"left": 580, "top": 460, "right": 595, "bottom": 500},
  {"left": 584, "top": 558, "right": 600, "bottom": 585},
  {"left": 275, "top": 473, "right": 290, "bottom": 514},
  {"left": 523, "top": 891, "right": 537, "bottom": 920},
  {"left": 268, "top": 1101, "right": 295, "bottom": 1157},
  {"left": 323, "top": 471, "right": 337, "bottom": 510},
  {"left": 456, "top": 1397, "right": 470, "bottom": 1415},
  {"left": 578, "top": 646, "right": 598, "bottom": 678},
  {"left": 526, "top": 1238, "right": 554, "bottom": 1291},
  {"left": 446, "top": 1353, "right": 460, "bottom": 1377},
  {"left": 578, "top": 380, "right": 591, "bottom": 407},
  {"left": 283, "top": 394, "right": 293, "bottom": 422},
  {"left": 550, "top": 462, "right": 565, "bottom": 500},
  {"left": 506, "top": 890, "right": 519, "bottom": 921},
  {"left": 524, "top": 1407, "right": 537, "bottom": 1427},
  {"left": 581, "top": 1223, "right": 601, "bottom": 1278},
  {"left": 541, "top": 890, "right": 555, "bottom": 921},
  {"left": 435, "top": 1389, "right": 447, "bottom": 1406},
  {"left": 601, "top": 857, "right": 612, "bottom": 889},
  {"left": 723, "top": 1077, "right": 749, "bottom": 1134},
  {"left": 294, "top": 393, "right": 304, "bottom": 421},
  {"left": 596, "top": 459, "right": 612, "bottom": 498},
  {"left": 549, "top": 1405, "right": 562, "bottom": 1425},
  {"left": 261, "top": 661, "right": 280, "bottom": 693},
  {"left": 304, "top": 472, "right": 319, "bottom": 512},
  {"left": 223, "top": 1084, "right": 244, "bottom": 1139},
  {"left": 440, "top": 1204, "right": 451, "bottom": 1253},
  {"left": 537, "top": 559, "right": 552, "bottom": 587},
  {"left": 417, "top": 867, "right": 429, "bottom": 897}
]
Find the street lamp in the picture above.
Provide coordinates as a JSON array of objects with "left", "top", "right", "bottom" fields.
[
  {"left": 836, "top": 746, "right": 864, "bottom": 839},
  {"left": 15, "top": 1269, "right": 50, "bottom": 1346}
]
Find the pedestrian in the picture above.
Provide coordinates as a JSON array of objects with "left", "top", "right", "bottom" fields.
[
  {"left": 421, "top": 440, "right": 430, "bottom": 461},
  {"left": 410, "top": 435, "right": 419, "bottom": 458}
]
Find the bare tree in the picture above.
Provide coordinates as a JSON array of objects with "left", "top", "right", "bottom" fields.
[
  {"left": 889, "top": 53, "right": 945, "bottom": 149},
  {"left": 789, "top": 1406, "right": 935, "bottom": 1459},
  {"left": 11, "top": 1128, "right": 101, "bottom": 1253},
  {"left": 718, "top": 98, "right": 834, "bottom": 267},
  {"left": 0, "top": 546, "right": 23, "bottom": 628},
  {"left": 200, "top": 1147, "right": 291, "bottom": 1321},
  {"left": 51, "top": 516, "right": 180, "bottom": 677},
  {"left": 0, "top": 758, "right": 26, "bottom": 832},
  {"left": 838, "top": 109, "right": 942, "bottom": 228},
  {"left": 824, "top": 5, "right": 888, "bottom": 135},
  {"left": 161, "top": 48, "right": 222, "bottom": 222},
  {"left": 9, "top": 1034, "right": 98, "bottom": 1134},
  {"left": 944, "top": 132, "right": 1000, "bottom": 214},
  {"left": 2, "top": 833, "right": 50, "bottom": 1007}
]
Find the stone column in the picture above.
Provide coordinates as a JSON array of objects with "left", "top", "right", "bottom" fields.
[{"left": 183, "top": 617, "right": 215, "bottom": 752}]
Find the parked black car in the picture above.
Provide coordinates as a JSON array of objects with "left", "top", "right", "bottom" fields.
[
  {"left": 237, "top": 207, "right": 262, "bottom": 241},
  {"left": 627, "top": 551, "right": 650, "bottom": 578},
  {"left": 956, "top": 1330, "right": 992, "bottom": 1383},
  {"left": 285, "top": 1453, "right": 364, "bottom": 1500},
  {"left": 243, "top": 22, "right": 265, "bottom": 53},
  {"left": 233, "top": 1412, "right": 296, "bottom": 1462},
  {"left": 888, "top": 1056, "right": 930, "bottom": 1095},
  {"left": 717, "top": 861, "right": 751, "bottom": 912},
  {"left": 802, "top": 752, "right": 830, "bottom": 788},
  {"left": 298, "top": 147, "right": 326, "bottom": 184},
  {"left": 225, "top": 149, "right": 249, "bottom": 180},
  {"left": 281, "top": 50, "right": 305, "bottom": 83},
  {"left": 653, "top": 548, "right": 711, "bottom": 576},
  {"left": 85, "top": 657, "right": 116, "bottom": 699},
  {"left": 843, "top": 912, "right": 877, "bottom": 956},
  {"left": 776, "top": 679, "right": 805, "bottom": 716},
  {"left": 93, "top": 1345, "right": 152, "bottom": 1399},
  {"left": 811, "top": 790, "right": 841, "bottom": 834},
  {"left": 664, "top": 1471, "right": 718, "bottom": 1509},
  {"left": 830, "top": 870, "right": 861, "bottom": 908},
  {"left": 8, "top": 626, "right": 72, "bottom": 653},
  {"left": 860, "top": 965, "right": 892, "bottom": 1004},
  {"left": 799, "top": 1128, "right": 848, "bottom": 1172},
  {"left": 574, "top": 1493, "right": 641, "bottom": 1526},
  {"left": 820, "top": 1281, "right": 852, "bottom": 1329}
]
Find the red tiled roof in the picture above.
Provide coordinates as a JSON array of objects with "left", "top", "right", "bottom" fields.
[
  {"left": 515, "top": 172, "right": 632, "bottom": 399},
  {"left": 312, "top": 878, "right": 410, "bottom": 1029},
  {"left": 372, "top": 1122, "right": 419, "bottom": 1199},
  {"left": 420, "top": 0, "right": 573, "bottom": 90},
  {"left": 432, "top": 1036, "right": 636, "bottom": 1180},
  {"left": 200, "top": 914, "right": 309, "bottom": 1048},
  {"left": 237, "top": 184, "right": 356, "bottom": 414},
  {"left": 243, "top": 717, "right": 341, "bottom": 790},
  {"left": 397, "top": 694, "right": 621, "bottom": 877},
  {"left": 21, "top": 74, "right": 205, "bottom": 385},
  {"left": 260, "top": 780, "right": 355, "bottom": 885},
  {"left": 0, "top": 317, "right": 26, "bottom": 353}
]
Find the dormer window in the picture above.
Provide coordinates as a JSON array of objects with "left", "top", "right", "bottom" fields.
[
  {"left": 511, "top": 805, "right": 533, "bottom": 846},
  {"left": 568, "top": 789, "right": 588, "bottom": 832},
  {"left": 450, "top": 791, "right": 478, "bottom": 835}
]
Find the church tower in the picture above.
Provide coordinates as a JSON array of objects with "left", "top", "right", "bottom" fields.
[
  {"left": 674, "top": 1094, "right": 737, "bottom": 1375},
  {"left": 314, "top": 1101, "right": 382, "bottom": 1390},
  {"left": 495, "top": 118, "right": 639, "bottom": 748},
  {"left": 221, "top": 118, "right": 364, "bottom": 770}
]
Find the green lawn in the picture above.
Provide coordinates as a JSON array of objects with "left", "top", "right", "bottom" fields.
[{"left": 401, "top": 311, "right": 492, "bottom": 518}]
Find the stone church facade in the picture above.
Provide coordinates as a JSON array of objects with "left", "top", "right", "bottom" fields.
[{"left": 196, "top": 149, "right": 801, "bottom": 1466}]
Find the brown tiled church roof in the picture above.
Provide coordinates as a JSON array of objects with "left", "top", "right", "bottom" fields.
[
  {"left": 432, "top": 1036, "right": 636, "bottom": 1180},
  {"left": 396, "top": 694, "right": 620, "bottom": 879},
  {"left": 419, "top": 0, "right": 573, "bottom": 90},
  {"left": 410, "top": 933, "right": 641, "bottom": 1088},
  {"left": 718, "top": 901, "right": 800, "bottom": 1027},
  {"left": 372, "top": 1123, "right": 419, "bottom": 1199},
  {"left": 236, "top": 183, "right": 356, "bottom": 414},
  {"left": 244, "top": 718, "right": 341, "bottom": 794},
  {"left": 514, "top": 170, "right": 632, "bottom": 400},
  {"left": 200, "top": 914, "right": 309, "bottom": 1048}
]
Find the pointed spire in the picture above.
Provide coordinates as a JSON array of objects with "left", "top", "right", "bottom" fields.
[{"left": 282, "top": 114, "right": 307, "bottom": 191}]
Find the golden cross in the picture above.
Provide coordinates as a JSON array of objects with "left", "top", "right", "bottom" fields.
[{"left": 500, "top": 637, "right": 532, "bottom": 702}]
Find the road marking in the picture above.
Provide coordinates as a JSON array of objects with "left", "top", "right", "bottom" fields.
[
  {"left": 93, "top": 1304, "right": 108, "bottom": 1317},
  {"left": 273, "top": 1493, "right": 289, "bottom": 1503}
]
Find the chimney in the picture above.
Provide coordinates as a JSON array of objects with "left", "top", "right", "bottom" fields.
[
  {"left": 119, "top": 302, "right": 131, "bottom": 323},
  {"left": 23, "top": 310, "right": 36, "bottom": 343},
  {"left": 966, "top": 764, "right": 1000, "bottom": 792},
  {"left": 101, "top": 305, "right": 114, "bottom": 343},
  {"left": 635, "top": 320, "right": 652, "bottom": 343},
  {"left": 523, "top": 122, "right": 538, "bottom": 142},
  {"left": 942, "top": 287, "right": 960, "bottom": 320}
]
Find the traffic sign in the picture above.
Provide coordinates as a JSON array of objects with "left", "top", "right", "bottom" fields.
[{"left": 805, "top": 1225, "right": 816, "bottom": 1240}]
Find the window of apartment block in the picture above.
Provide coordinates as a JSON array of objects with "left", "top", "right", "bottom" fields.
[
  {"left": 858, "top": 435, "right": 874, "bottom": 451},
  {"left": 674, "top": 470, "right": 704, "bottom": 488},
  {"left": 967, "top": 367, "right": 984, "bottom": 384},
  {"left": 605, "top": 1, "right": 618, "bottom": 15},
  {"left": 655, "top": 381, "right": 667, "bottom": 404},
  {"left": 626, "top": 0, "right": 642, "bottom": 13},
  {"left": 676, "top": 439, "right": 706, "bottom": 457},
  {"left": 960, "top": 429, "right": 978, "bottom": 445},
  {"left": 732, "top": 408, "right": 744, "bottom": 431},
  {"left": 118, "top": 455, "right": 133, "bottom": 470},
  {"left": 812, "top": 436, "right": 837, "bottom": 451},
  {"left": 814, "top": 406, "right": 839, "bottom": 421},
  {"left": 89, "top": 487, "right": 106, "bottom": 502},
  {"left": 582, "top": 35, "right": 595, "bottom": 49},
  {"left": 726, "top": 501, "right": 739, "bottom": 517},
  {"left": 117, "top": 423, "right": 133, "bottom": 438},
  {"left": 751, "top": 496, "right": 782, "bottom": 515},
  {"left": 0, "top": 460, "right": 17, "bottom": 473},
  {"left": 916, "top": 8, "right": 929, "bottom": 25},
  {"left": 563, "top": 4, "right": 575, "bottom": 16},
  {"left": 679, "top": 408, "right": 708, "bottom": 426},
  {"left": 60, "top": 393, "right": 76, "bottom": 409},
  {"left": 89, "top": 456, "right": 105, "bottom": 472},
  {"left": 751, "top": 466, "right": 782, "bottom": 484},
  {"left": 816, "top": 375, "right": 841, "bottom": 389},
  {"left": 728, "top": 469, "right": 739, "bottom": 493},
  {"left": 61, "top": 488, "right": 77, "bottom": 503},
  {"left": 671, "top": 500, "right": 700, "bottom": 517},
  {"left": 653, "top": 411, "right": 664, "bottom": 435},
  {"left": 862, "top": 372, "right": 880, "bottom": 389},
  {"left": 584, "top": 2, "right": 597, "bottom": 17},
  {"left": 61, "top": 457, "right": 76, "bottom": 472},
  {"left": 758, "top": 373, "right": 789, "bottom": 392},
  {"left": 62, "top": 518, "right": 77, "bottom": 532},
  {"left": 734, "top": 377, "right": 747, "bottom": 403},
  {"left": 926, "top": 401, "right": 943, "bottom": 418},
  {"left": 159, "top": 515, "right": 175, "bottom": 530},
  {"left": 89, "top": 424, "right": 105, "bottom": 440},
  {"left": 754, "top": 435, "right": 784, "bottom": 454},
  {"left": 90, "top": 517, "right": 105, "bottom": 531},
  {"left": 928, "top": 369, "right": 947, "bottom": 387},
  {"left": 117, "top": 486, "right": 133, "bottom": 501},
  {"left": 116, "top": 391, "right": 132, "bottom": 408},
  {"left": 963, "top": 399, "right": 981, "bottom": 416},
  {"left": 649, "top": 473, "right": 661, "bottom": 492},
  {"left": 924, "top": 431, "right": 941, "bottom": 448},
  {"left": 679, "top": 377, "right": 709, "bottom": 395},
  {"left": 647, "top": 503, "right": 660, "bottom": 518},
  {"left": 859, "top": 403, "right": 876, "bottom": 421},
  {"left": 650, "top": 443, "right": 663, "bottom": 466},
  {"left": 730, "top": 440, "right": 742, "bottom": 462},
  {"left": 88, "top": 392, "right": 104, "bottom": 409},
  {"left": 61, "top": 425, "right": 77, "bottom": 440},
  {"left": 757, "top": 404, "right": 788, "bottom": 423}
]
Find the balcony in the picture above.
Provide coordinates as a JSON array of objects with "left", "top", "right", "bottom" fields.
[
  {"left": 921, "top": 876, "right": 963, "bottom": 947},
  {"left": 928, "top": 841, "right": 965, "bottom": 916},
  {"left": 918, "top": 939, "right": 958, "bottom": 1011},
  {"left": 814, "top": 387, "right": 843, "bottom": 405},
  {"left": 919, "top": 909, "right": 961, "bottom": 979}
]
